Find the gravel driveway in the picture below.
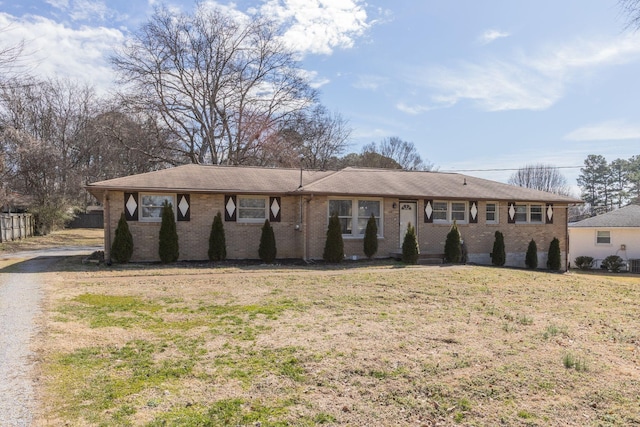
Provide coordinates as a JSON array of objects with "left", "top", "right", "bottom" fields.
[{"left": 0, "top": 247, "right": 100, "bottom": 427}]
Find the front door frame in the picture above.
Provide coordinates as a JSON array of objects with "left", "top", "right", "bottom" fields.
[{"left": 399, "top": 200, "right": 418, "bottom": 249}]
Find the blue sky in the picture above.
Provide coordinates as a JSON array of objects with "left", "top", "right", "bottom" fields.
[{"left": 1, "top": 0, "right": 640, "bottom": 193}]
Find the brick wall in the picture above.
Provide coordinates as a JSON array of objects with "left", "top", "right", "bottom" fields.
[{"left": 105, "top": 192, "right": 568, "bottom": 268}]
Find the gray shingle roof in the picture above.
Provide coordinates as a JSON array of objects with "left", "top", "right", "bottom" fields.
[
  {"left": 569, "top": 204, "right": 640, "bottom": 228},
  {"left": 86, "top": 164, "right": 581, "bottom": 203}
]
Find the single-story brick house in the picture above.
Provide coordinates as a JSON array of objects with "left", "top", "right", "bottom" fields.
[
  {"left": 86, "top": 164, "right": 580, "bottom": 268},
  {"left": 568, "top": 204, "right": 640, "bottom": 272}
]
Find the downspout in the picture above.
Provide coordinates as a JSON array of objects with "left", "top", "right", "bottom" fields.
[{"left": 104, "top": 191, "right": 111, "bottom": 264}]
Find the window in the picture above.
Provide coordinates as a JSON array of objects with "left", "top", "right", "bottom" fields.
[
  {"left": 140, "top": 194, "right": 175, "bottom": 222},
  {"left": 486, "top": 203, "right": 498, "bottom": 223},
  {"left": 515, "top": 204, "right": 544, "bottom": 223},
  {"left": 433, "top": 202, "right": 448, "bottom": 221},
  {"left": 238, "top": 196, "right": 267, "bottom": 222},
  {"left": 530, "top": 205, "right": 543, "bottom": 223},
  {"left": 596, "top": 230, "right": 611, "bottom": 245},
  {"left": 433, "top": 201, "right": 467, "bottom": 223},
  {"left": 329, "top": 199, "right": 382, "bottom": 237}
]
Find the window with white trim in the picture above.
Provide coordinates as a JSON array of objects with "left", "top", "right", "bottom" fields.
[
  {"left": 237, "top": 196, "right": 268, "bottom": 223},
  {"left": 596, "top": 230, "right": 611, "bottom": 245},
  {"left": 433, "top": 201, "right": 468, "bottom": 223},
  {"left": 140, "top": 193, "right": 175, "bottom": 222},
  {"left": 515, "top": 204, "right": 544, "bottom": 223},
  {"left": 486, "top": 202, "right": 498, "bottom": 224},
  {"left": 329, "top": 198, "right": 382, "bottom": 237}
]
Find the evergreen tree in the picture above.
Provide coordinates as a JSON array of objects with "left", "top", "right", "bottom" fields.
[
  {"left": 491, "top": 231, "right": 506, "bottom": 266},
  {"left": 258, "top": 219, "right": 277, "bottom": 263},
  {"left": 158, "top": 201, "right": 179, "bottom": 263},
  {"left": 363, "top": 213, "right": 378, "bottom": 259},
  {"left": 401, "top": 223, "right": 419, "bottom": 264},
  {"left": 208, "top": 211, "right": 226, "bottom": 261},
  {"left": 547, "top": 237, "right": 561, "bottom": 271},
  {"left": 444, "top": 220, "right": 461, "bottom": 263},
  {"left": 525, "top": 239, "right": 538, "bottom": 269},
  {"left": 111, "top": 212, "right": 133, "bottom": 263},
  {"left": 323, "top": 212, "right": 344, "bottom": 263}
]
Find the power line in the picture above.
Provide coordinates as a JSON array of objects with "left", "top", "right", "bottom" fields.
[{"left": 440, "top": 166, "right": 583, "bottom": 173}]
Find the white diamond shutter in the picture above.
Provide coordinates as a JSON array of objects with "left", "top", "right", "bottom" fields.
[
  {"left": 124, "top": 192, "right": 138, "bottom": 221},
  {"left": 546, "top": 203, "right": 554, "bottom": 224},
  {"left": 469, "top": 201, "right": 478, "bottom": 224},
  {"left": 269, "top": 197, "right": 281, "bottom": 222},
  {"left": 508, "top": 202, "right": 516, "bottom": 224},
  {"left": 424, "top": 199, "right": 433, "bottom": 223},
  {"left": 177, "top": 194, "right": 190, "bottom": 221},
  {"left": 225, "top": 195, "right": 237, "bottom": 221}
]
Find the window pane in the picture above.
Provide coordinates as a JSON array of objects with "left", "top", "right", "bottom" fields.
[
  {"left": 141, "top": 194, "right": 174, "bottom": 219},
  {"left": 339, "top": 218, "right": 352, "bottom": 234},
  {"left": 239, "top": 198, "right": 266, "bottom": 208},
  {"left": 515, "top": 205, "right": 527, "bottom": 222},
  {"left": 451, "top": 202, "right": 466, "bottom": 221},
  {"left": 329, "top": 200, "right": 352, "bottom": 217},
  {"left": 238, "top": 197, "right": 266, "bottom": 220},
  {"left": 596, "top": 231, "right": 610, "bottom": 244},
  {"left": 433, "top": 201, "right": 447, "bottom": 220},
  {"left": 486, "top": 203, "right": 496, "bottom": 222},
  {"left": 530, "top": 205, "right": 543, "bottom": 222},
  {"left": 358, "top": 200, "right": 380, "bottom": 218}
]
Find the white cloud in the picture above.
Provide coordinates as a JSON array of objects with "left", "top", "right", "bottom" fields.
[
  {"left": 415, "top": 33, "right": 640, "bottom": 112},
  {"left": 478, "top": 29, "right": 510, "bottom": 45},
  {"left": 564, "top": 120, "right": 640, "bottom": 141},
  {"left": 395, "top": 102, "right": 432, "bottom": 115},
  {"left": 353, "top": 74, "right": 387, "bottom": 91},
  {"left": 0, "top": 12, "right": 124, "bottom": 94},
  {"left": 257, "top": 0, "right": 370, "bottom": 55},
  {"left": 45, "top": 0, "right": 122, "bottom": 23}
]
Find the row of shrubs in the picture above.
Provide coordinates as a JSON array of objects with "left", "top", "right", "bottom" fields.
[
  {"left": 574, "top": 255, "right": 626, "bottom": 272},
  {"left": 110, "top": 204, "right": 563, "bottom": 270},
  {"left": 110, "top": 205, "right": 380, "bottom": 264}
]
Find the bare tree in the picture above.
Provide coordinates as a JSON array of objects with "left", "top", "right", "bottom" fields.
[
  {"left": 620, "top": 0, "right": 640, "bottom": 29},
  {"left": 362, "top": 137, "right": 433, "bottom": 171},
  {"left": 111, "top": 4, "right": 316, "bottom": 166},
  {"left": 509, "top": 163, "right": 572, "bottom": 196},
  {"left": 0, "top": 78, "right": 97, "bottom": 231}
]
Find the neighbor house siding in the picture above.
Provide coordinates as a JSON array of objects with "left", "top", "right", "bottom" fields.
[{"left": 568, "top": 227, "right": 640, "bottom": 269}]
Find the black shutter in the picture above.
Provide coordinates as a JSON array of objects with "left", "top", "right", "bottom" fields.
[
  {"left": 424, "top": 199, "right": 433, "bottom": 223},
  {"left": 508, "top": 202, "right": 516, "bottom": 224},
  {"left": 224, "top": 195, "right": 237, "bottom": 222},
  {"left": 124, "top": 192, "right": 138, "bottom": 221},
  {"left": 469, "top": 201, "right": 478, "bottom": 224},
  {"left": 177, "top": 194, "right": 190, "bottom": 221},
  {"left": 546, "top": 203, "right": 554, "bottom": 224},
  {"left": 269, "top": 197, "right": 281, "bottom": 222}
]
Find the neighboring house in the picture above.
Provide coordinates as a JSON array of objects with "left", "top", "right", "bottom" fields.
[
  {"left": 86, "top": 164, "right": 580, "bottom": 268},
  {"left": 568, "top": 204, "right": 640, "bottom": 272}
]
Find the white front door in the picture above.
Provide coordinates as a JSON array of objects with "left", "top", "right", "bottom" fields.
[{"left": 399, "top": 201, "right": 417, "bottom": 248}]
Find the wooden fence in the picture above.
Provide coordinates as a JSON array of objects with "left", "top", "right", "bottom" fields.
[{"left": 0, "top": 213, "right": 34, "bottom": 242}]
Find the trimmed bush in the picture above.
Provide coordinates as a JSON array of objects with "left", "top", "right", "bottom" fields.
[
  {"left": 601, "top": 255, "right": 625, "bottom": 272},
  {"left": 111, "top": 212, "right": 133, "bottom": 263},
  {"left": 491, "top": 231, "right": 506, "bottom": 266},
  {"left": 363, "top": 213, "right": 378, "bottom": 259},
  {"left": 444, "top": 221, "right": 461, "bottom": 263},
  {"left": 158, "top": 201, "right": 179, "bottom": 263},
  {"left": 208, "top": 211, "right": 227, "bottom": 261},
  {"left": 547, "top": 237, "right": 561, "bottom": 271},
  {"left": 323, "top": 212, "right": 344, "bottom": 263},
  {"left": 525, "top": 239, "right": 538, "bottom": 269},
  {"left": 402, "top": 222, "right": 419, "bottom": 264},
  {"left": 574, "top": 256, "right": 594, "bottom": 270},
  {"left": 259, "top": 219, "right": 277, "bottom": 263}
]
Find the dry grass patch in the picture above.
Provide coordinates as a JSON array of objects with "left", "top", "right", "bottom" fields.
[
  {"left": 35, "top": 263, "right": 640, "bottom": 426},
  {"left": 0, "top": 228, "right": 103, "bottom": 253}
]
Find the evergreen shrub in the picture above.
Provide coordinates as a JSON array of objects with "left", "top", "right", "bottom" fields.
[
  {"left": 208, "top": 211, "right": 226, "bottom": 261},
  {"left": 491, "top": 231, "right": 506, "bottom": 266},
  {"left": 444, "top": 221, "right": 461, "bottom": 263},
  {"left": 525, "top": 239, "right": 538, "bottom": 269},
  {"left": 402, "top": 223, "right": 419, "bottom": 264},
  {"left": 158, "top": 201, "right": 179, "bottom": 263},
  {"left": 363, "top": 213, "right": 378, "bottom": 259},
  {"left": 259, "top": 219, "right": 277, "bottom": 263},
  {"left": 111, "top": 212, "right": 133, "bottom": 263},
  {"left": 547, "top": 237, "right": 561, "bottom": 271},
  {"left": 323, "top": 212, "right": 344, "bottom": 263}
]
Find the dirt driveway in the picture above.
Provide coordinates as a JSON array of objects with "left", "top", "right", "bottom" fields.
[{"left": 0, "top": 247, "right": 100, "bottom": 426}]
